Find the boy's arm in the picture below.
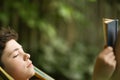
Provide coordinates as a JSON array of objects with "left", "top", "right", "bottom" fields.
[{"left": 93, "top": 47, "right": 116, "bottom": 80}]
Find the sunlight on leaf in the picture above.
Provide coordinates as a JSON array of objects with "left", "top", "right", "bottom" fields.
[{"left": 58, "top": 3, "right": 72, "bottom": 20}]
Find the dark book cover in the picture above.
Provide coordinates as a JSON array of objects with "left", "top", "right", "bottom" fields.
[{"left": 103, "top": 18, "right": 118, "bottom": 48}]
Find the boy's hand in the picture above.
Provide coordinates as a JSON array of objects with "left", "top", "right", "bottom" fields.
[{"left": 93, "top": 47, "right": 116, "bottom": 80}]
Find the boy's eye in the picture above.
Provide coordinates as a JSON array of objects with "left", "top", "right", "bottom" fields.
[{"left": 13, "top": 54, "right": 19, "bottom": 58}]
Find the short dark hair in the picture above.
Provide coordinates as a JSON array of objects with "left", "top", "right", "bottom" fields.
[{"left": 0, "top": 27, "right": 18, "bottom": 67}]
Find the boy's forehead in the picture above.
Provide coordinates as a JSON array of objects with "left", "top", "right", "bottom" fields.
[
  {"left": 4, "top": 39, "right": 21, "bottom": 54},
  {"left": 6, "top": 39, "right": 21, "bottom": 47}
]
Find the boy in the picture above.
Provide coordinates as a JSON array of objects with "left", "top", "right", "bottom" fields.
[
  {"left": 0, "top": 27, "right": 117, "bottom": 80},
  {"left": 0, "top": 28, "right": 35, "bottom": 80}
]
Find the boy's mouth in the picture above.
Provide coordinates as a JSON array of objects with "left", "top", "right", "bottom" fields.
[{"left": 27, "top": 62, "right": 33, "bottom": 68}]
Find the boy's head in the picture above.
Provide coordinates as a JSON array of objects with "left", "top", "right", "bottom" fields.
[
  {"left": 0, "top": 27, "right": 35, "bottom": 80},
  {"left": 0, "top": 27, "right": 18, "bottom": 67}
]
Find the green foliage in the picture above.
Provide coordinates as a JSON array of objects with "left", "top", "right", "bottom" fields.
[
  {"left": 0, "top": 12, "right": 9, "bottom": 24},
  {"left": 58, "top": 2, "right": 73, "bottom": 20},
  {"left": 89, "top": 0, "right": 96, "bottom": 2}
]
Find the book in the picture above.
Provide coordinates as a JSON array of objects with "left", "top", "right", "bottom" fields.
[
  {"left": 103, "top": 18, "right": 118, "bottom": 48},
  {"left": 0, "top": 66, "right": 55, "bottom": 80}
]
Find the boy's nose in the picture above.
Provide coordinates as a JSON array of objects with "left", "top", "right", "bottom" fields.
[{"left": 24, "top": 53, "right": 30, "bottom": 61}]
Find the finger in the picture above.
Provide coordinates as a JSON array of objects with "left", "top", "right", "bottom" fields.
[
  {"left": 105, "top": 57, "right": 116, "bottom": 69},
  {"left": 102, "top": 46, "right": 113, "bottom": 55},
  {"left": 107, "top": 52, "right": 116, "bottom": 60},
  {"left": 111, "top": 60, "right": 117, "bottom": 69},
  {"left": 113, "top": 60, "right": 117, "bottom": 66}
]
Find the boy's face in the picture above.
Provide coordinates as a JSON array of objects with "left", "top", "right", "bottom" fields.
[{"left": 1, "top": 39, "right": 35, "bottom": 80}]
